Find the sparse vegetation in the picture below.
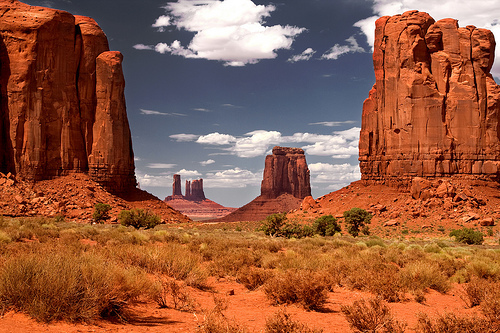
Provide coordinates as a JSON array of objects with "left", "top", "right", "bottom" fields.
[
  {"left": 450, "top": 228, "right": 484, "bottom": 245},
  {"left": 119, "top": 208, "right": 161, "bottom": 229},
  {"left": 0, "top": 216, "right": 499, "bottom": 331},
  {"left": 343, "top": 208, "right": 372, "bottom": 237},
  {"left": 265, "top": 308, "right": 323, "bottom": 333},
  {"left": 92, "top": 203, "right": 111, "bottom": 223},
  {"left": 341, "top": 297, "right": 406, "bottom": 333}
]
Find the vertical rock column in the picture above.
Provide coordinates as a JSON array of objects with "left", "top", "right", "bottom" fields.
[
  {"left": 261, "top": 146, "right": 311, "bottom": 199},
  {"left": 88, "top": 51, "right": 136, "bottom": 193}
]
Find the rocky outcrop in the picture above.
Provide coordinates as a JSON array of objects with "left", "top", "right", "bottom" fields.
[
  {"left": 165, "top": 174, "right": 234, "bottom": 219},
  {"left": 166, "top": 175, "right": 206, "bottom": 201},
  {"left": 186, "top": 179, "right": 206, "bottom": 201},
  {"left": 261, "top": 146, "right": 311, "bottom": 199},
  {"left": 0, "top": 0, "right": 135, "bottom": 193},
  {"left": 359, "top": 10, "right": 500, "bottom": 186},
  {"left": 214, "top": 146, "right": 311, "bottom": 222}
]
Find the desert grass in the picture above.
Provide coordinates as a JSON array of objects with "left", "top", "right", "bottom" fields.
[
  {"left": 0, "top": 216, "right": 500, "bottom": 328},
  {"left": 341, "top": 297, "right": 406, "bottom": 333},
  {"left": 264, "top": 307, "right": 323, "bottom": 333}
]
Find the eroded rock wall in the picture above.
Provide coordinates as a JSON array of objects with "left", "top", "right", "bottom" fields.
[
  {"left": 359, "top": 10, "right": 500, "bottom": 185},
  {"left": 261, "top": 146, "right": 311, "bottom": 199},
  {"left": 0, "top": 0, "right": 135, "bottom": 193}
]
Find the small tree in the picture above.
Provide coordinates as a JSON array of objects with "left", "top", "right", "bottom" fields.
[
  {"left": 260, "top": 213, "right": 287, "bottom": 237},
  {"left": 119, "top": 209, "right": 161, "bottom": 229},
  {"left": 450, "top": 228, "right": 484, "bottom": 245},
  {"left": 313, "top": 215, "right": 341, "bottom": 236},
  {"left": 92, "top": 203, "right": 111, "bottom": 224},
  {"left": 343, "top": 208, "right": 372, "bottom": 237}
]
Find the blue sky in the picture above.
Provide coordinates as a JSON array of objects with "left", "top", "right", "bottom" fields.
[{"left": 26, "top": 0, "right": 500, "bottom": 207}]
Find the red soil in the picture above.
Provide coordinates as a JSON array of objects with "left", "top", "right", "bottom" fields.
[{"left": 0, "top": 279, "right": 476, "bottom": 333}]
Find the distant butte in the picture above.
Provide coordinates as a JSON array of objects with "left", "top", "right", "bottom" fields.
[
  {"left": 213, "top": 146, "right": 311, "bottom": 222},
  {"left": 165, "top": 174, "right": 236, "bottom": 220}
]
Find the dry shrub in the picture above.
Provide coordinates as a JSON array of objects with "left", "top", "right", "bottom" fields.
[
  {"left": 154, "top": 278, "right": 198, "bottom": 312},
  {"left": 209, "top": 248, "right": 262, "bottom": 278},
  {"left": 110, "top": 243, "right": 206, "bottom": 287},
  {"left": 236, "top": 267, "right": 272, "bottom": 290},
  {"left": 196, "top": 294, "right": 248, "bottom": 333},
  {"left": 0, "top": 251, "right": 152, "bottom": 323},
  {"left": 461, "top": 277, "right": 489, "bottom": 308},
  {"left": 263, "top": 269, "right": 328, "bottom": 311},
  {"left": 264, "top": 307, "right": 323, "bottom": 333},
  {"left": 417, "top": 312, "right": 491, "bottom": 333},
  {"left": 341, "top": 297, "right": 406, "bottom": 333},
  {"left": 399, "top": 260, "right": 450, "bottom": 294}
]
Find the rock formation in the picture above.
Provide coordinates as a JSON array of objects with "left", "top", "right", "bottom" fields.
[
  {"left": 261, "top": 147, "right": 311, "bottom": 199},
  {"left": 165, "top": 174, "right": 234, "bottom": 219},
  {"left": 0, "top": 0, "right": 135, "bottom": 193},
  {"left": 172, "top": 174, "right": 182, "bottom": 197},
  {"left": 214, "top": 146, "right": 311, "bottom": 222},
  {"left": 166, "top": 175, "right": 206, "bottom": 202},
  {"left": 187, "top": 179, "right": 206, "bottom": 201},
  {"left": 359, "top": 10, "right": 500, "bottom": 186}
]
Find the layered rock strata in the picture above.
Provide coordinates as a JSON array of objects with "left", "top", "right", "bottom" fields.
[
  {"left": 0, "top": 0, "right": 135, "bottom": 193},
  {"left": 215, "top": 146, "right": 311, "bottom": 222},
  {"left": 261, "top": 146, "right": 311, "bottom": 199},
  {"left": 359, "top": 10, "right": 500, "bottom": 185}
]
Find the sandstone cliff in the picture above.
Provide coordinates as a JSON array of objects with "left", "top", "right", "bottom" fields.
[
  {"left": 261, "top": 146, "right": 311, "bottom": 199},
  {"left": 359, "top": 10, "right": 500, "bottom": 185},
  {"left": 214, "top": 146, "right": 311, "bottom": 222},
  {"left": 0, "top": 0, "right": 135, "bottom": 193}
]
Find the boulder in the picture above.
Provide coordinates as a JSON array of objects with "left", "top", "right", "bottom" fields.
[
  {"left": 301, "top": 196, "right": 319, "bottom": 211},
  {"left": 359, "top": 11, "right": 500, "bottom": 185},
  {"left": 480, "top": 217, "right": 495, "bottom": 226}
]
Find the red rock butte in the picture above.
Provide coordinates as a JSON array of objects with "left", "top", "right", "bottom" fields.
[
  {"left": 214, "top": 146, "right": 311, "bottom": 222},
  {"left": 359, "top": 10, "right": 500, "bottom": 186},
  {"left": 0, "top": 0, "right": 135, "bottom": 193}
]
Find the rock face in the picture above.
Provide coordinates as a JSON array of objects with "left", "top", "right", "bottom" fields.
[
  {"left": 0, "top": 0, "right": 135, "bottom": 193},
  {"left": 261, "top": 146, "right": 311, "bottom": 199},
  {"left": 186, "top": 179, "right": 206, "bottom": 201},
  {"left": 359, "top": 10, "right": 500, "bottom": 186},
  {"left": 214, "top": 146, "right": 312, "bottom": 222},
  {"left": 172, "top": 174, "right": 182, "bottom": 196}
]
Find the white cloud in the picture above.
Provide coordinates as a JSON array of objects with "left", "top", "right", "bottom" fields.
[
  {"left": 136, "top": 173, "right": 172, "bottom": 188},
  {"left": 147, "top": 163, "right": 177, "bottom": 169},
  {"left": 148, "top": 0, "right": 305, "bottom": 66},
  {"left": 200, "top": 159, "right": 216, "bottom": 166},
  {"left": 356, "top": 0, "right": 500, "bottom": 78},
  {"left": 309, "top": 120, "right": 357, "bottom": 127},
  {"left": 152, "top": 15, "right": 171, "bottom": 32},
  {"left": 204, "top": 167, "right": 261, "bottom": 188},
  {"left": 140, "top": 109, "right": 187, "bottom": 116},
  {"left": 170, "top": 134, "right": 199, "bottom": 142},
  {"left": 309, "top": 163, "right": 361, "bottom": 190},
  {"left": 191, "top": 127, "right": 360, "bottom": 159},
  {"left": 197, "top": 132, "right": 236, "bottom": 145},
  {"left": 321, "top": 36, "right": 365, "bottom": 60},
  {"left": 193, "top": 108, "right": 211, "bottom": 112},
  {"left": 232, "top": 130, "right": 282, "bottom": 157},
  {"left": 133, "top": 44, "right": 154, "bottom": 50},
  {"left": 177, "top": 169, "right": 202, "bottom": 177},
  {"left": 288, "top": 48, "right": 316, "bottom": 63}
]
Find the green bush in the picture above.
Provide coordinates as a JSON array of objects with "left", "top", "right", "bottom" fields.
[
  {"left": 119, "top": 209, "right": 161, "bottom": 229},
  {"left": 92, "top": 203, "right": 111, "bottom": 223},
  {"left": 450, "top": 228, "right": 484, "bottom": 245},
  {"left": 312, "top": 215, "right": 341, "bottom": 236},
  {"left": 343, "top": 208, "right": 372, "bottom": 237},
  {"left": 260, "top": 213, "right": 288, "bottom": 237}
]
